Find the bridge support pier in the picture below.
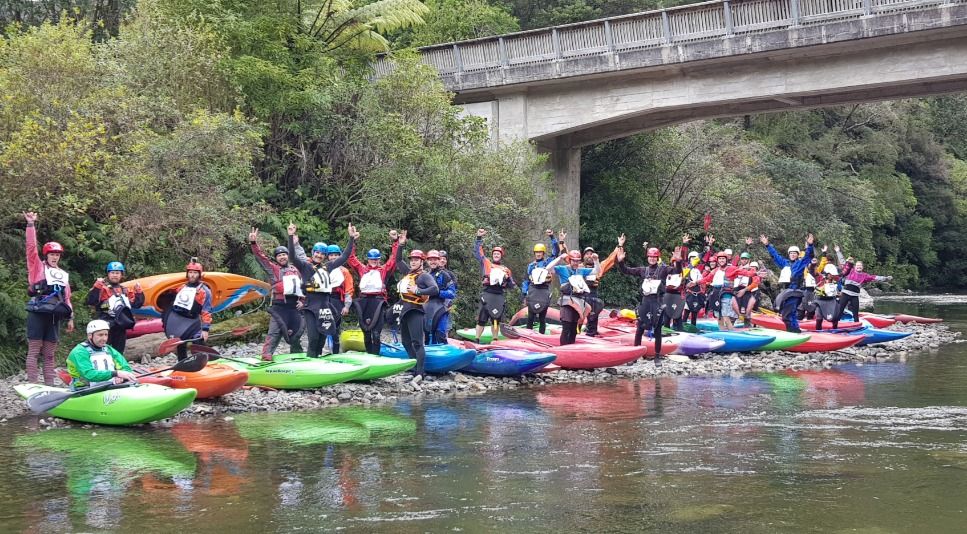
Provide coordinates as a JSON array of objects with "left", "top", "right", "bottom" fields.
[{"left": 538, "top": 138, "right": 581, "bottom": 250}]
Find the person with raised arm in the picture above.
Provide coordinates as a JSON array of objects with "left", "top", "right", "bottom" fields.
[
  {"left": 346, "top": 229, "right": 403, "bottom": 354},
  {"left": 472, "top": 228, "right": 516, "bottom": 344},
  {"left": 249, "top": 226, "right": 305, "bottom": 360},
  {"left": 760, "top": 233, "right": 815, "bottom": 333}
]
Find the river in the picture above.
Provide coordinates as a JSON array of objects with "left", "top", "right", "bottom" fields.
[{"left": 1, "top": 295, "right": 965, "bottom": 532}]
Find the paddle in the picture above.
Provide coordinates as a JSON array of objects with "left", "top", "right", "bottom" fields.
[
  {"left": 157, "top": 325, "right": 255, "bottom": 356},
  {"left": 26, "top": 354, "right": 209, "bottom": 414},
  {"left": 499, "top": 324, "right": 555, "bottom": 348}
]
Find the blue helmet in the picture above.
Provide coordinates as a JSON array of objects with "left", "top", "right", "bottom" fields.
[
  {"left": 311, "top": 242, "right": 328, "bottom": 254},
  {"left": 366, "top": 249, "right": 381, "bottom": 260},
  {"left": 326, "top": 244, "right": 341, "bottom": 255},
  {"left": 106, "top": 261, "right": 125, "bottom": 273}
]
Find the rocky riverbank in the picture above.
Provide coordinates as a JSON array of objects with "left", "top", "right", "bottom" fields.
[{"left": 0, "top": 322, "right": 960, "bottom": 424}]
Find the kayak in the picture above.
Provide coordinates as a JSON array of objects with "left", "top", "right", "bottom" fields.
[
  {"left": 14, "top": 383, "right": 196, "bottom": 425},
  {"left": 339, "top": 329, "right": 367, "bottom": 352},
  {"left": 456, "top": 327, "right": 506, "bottom": 342},
  {"left": 893, "top": 313, "right": 943, "bottom": 324},
  {"left": 665, "top": 332, "right": 726, "bottom": 356},
  {"left": 166, "top": 363, "right": 249, "bottom": 398},
  {"left": 488, "top": 339, "right": 649, "bottom": 368},
  {"left": 220, "top": 355, "right": 369, "bottom": 389},
  {"left": 56, "top": 368, "right": 179, "bottom": 388},
  {"left": 321, "top": 352, "right": 416, "bottom": 380},
  {"left": 700, "top": 331, "right": 776, "bottom": 352},
  {"left": 464, "top": 348, "right": 556, "bottom": 375},
  {"left": 234, "top": 408, "right": 416, "bottom": 447},
  {"left": 509, "top": 306, "right": 563, "bottom": 326},
  {"left": 128, "top": 318, "right": 164, "bottom": 338},
  {"left": 852, "top": 326, "right": 912, "bottom": 346},
  {"left": 745, "top": 328, "right": 811, "bottom": 351},
  {"left": 123, "top": 272, "right": 270, "bottom": 318},
  {"left": 750, "top": 313, "right": 863, "bottom": 331},
  {"left": 380, "top": 343, "right": 476, "bottom": 373},
  {"left": 785, "top": 332, "right": 866, "bottom": 352},
  {"left": 858, "top": 313, "right": 898, "bottom": 328}
]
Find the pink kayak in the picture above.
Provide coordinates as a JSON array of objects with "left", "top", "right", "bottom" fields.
[
  {"left": 483, "top": 339, "right": 649, "bottom": 369},
  {"left": 128, "top": 318, "right": 164, "bottom": 338}
]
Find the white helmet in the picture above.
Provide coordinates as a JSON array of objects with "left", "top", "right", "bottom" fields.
[
  {"left": 86, "top": 319, "right": 111, "bottom": 335},
  {"left": 749, "top": 261, "right": 759, "bottom": 268},
  {"left": 823, "top": 264, "right": 839, "bottom": 276},
  {"left": 688, "top": 251, "right": 699, "bottom": 259},
  {"left": 724, "top": 248, "right": 733, "bottom": 256},
  {"left": 787, "top": 246, "right": 801, "bottom": 254}
]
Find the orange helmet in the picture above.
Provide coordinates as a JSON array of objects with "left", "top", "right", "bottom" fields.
[
  {"left": 492, "top": 246, "right": 505, "bottom": 255},
  {"left": 567, "top": 250, "right": 582, "bottom": 261},
  {"left": 408, "top": 250, "right": 426, "bottom": 260},
  {"left": 646, "top": 247, "right": 660, "bottom": 258}
]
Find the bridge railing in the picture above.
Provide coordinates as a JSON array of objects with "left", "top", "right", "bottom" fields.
[{"left": 374, "top": 0, "right": 954, "bottom": 78}]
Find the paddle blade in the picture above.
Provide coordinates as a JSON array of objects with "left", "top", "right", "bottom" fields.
[
  {"left": 26, "top": 390, "right": 73, "bottom": 414},
  {"left": 172, "top": 353, "right": 209, "bottom": 373},
  {"left": 499, "top": 324, "right": 521, "bottom": 339},
  {"left": 188, "top": 344, "right": 220, "bottom": 356},
  {"left": 157, "top": 337, "right": 183, "bottom": 356}
]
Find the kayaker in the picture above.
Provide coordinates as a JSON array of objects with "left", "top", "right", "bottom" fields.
[
  {"left": 472, "top": 229, "right": 517, "bottom": 344},
  {"left": 547, "top": 249, "right": 599, "bottom": 345},
  {"left": 760, "top": 233, "right": 815, "bottom": 333},
  {"left": 813, "top": 263, "right": 842, "bottom": 329},
  {"left": 438, "top": 249, "right": 458, "bottom": 321},
  {"left": 582, "top": 244, "right": 618, "bottom": 336},
  {"left": 521, "top": 229, "right": 562, "bottom": 334},
  {"left": 425, "top": 250, "right": 457, "bottom": 344},
  {"left": 702, "top": 234, "right": 721, "bottom": 319},
  {"left": 395, "top": 250, "right": 440, "bottom": 377},
  {"left": 249, "top": 226, "right": 305, "bottom": 361},
  {"left": 702, "top": 251, "right": 758, "bottom": 331},
  {"left": 616, "top": 234, "right": 683, "bottom": 358},
  {"left": 288, "top": 223, "right": 356, "bottom": 358},
  {"left": 85, "top": 262, "right": 144, "bottom": 354},
  {"left": 346, "top": 229, "right": 403, "bottom": 354},
  {"left": 23, "top": 211, "right": 74, "bottom": 386},
  {"left": 835, "top": 253, "right": 892, "bottom": 325},
  {"left": 163, "top": 258, "right": 213, "bottom": 361},
  {"left": 730, "top": 243, "right": 761, "bottom": 324},
  {"left": 66, "top": 320, "right": 138, "bottom": 389},
  {"left": 662, "top": 234, "right": 692, "bottom": 331},
  {"left": 327, "top": 244, "right": 355, "bottom": 354},
  {"left": 682, "top": 250, "right": 707, "bottom": 328},
  {"left": 800, "top": 245, "right": 828, "bottom": 320}
]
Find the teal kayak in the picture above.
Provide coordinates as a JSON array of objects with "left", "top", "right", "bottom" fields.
[{"left": 14, "top": 383, "right": 196, "bottom": 426}]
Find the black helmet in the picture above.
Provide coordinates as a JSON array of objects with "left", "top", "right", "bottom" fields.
[
  {"left": 273, "top": 246, "right": 288, "bottom": 258},
  {"left": 438, "top": 250, "right": 448, "bottom": 258}
]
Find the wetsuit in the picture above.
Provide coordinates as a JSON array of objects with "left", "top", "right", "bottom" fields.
[
  {"left": 730, "top": 268, "right": 760, "bottom": 320},
  {"left": 617, "top": 259, "right": 681, "bottom": 354},
  {"left": 289, "top": 235, "right": 354, "bottom": 358},
  {"left": 764, "top": 243, "right": 814, "bottom": 333},
  {"left": 66, "top": 341, "right": 133, "bottom": 389},
  {"left": 813, "top": 270, "right": 841, "bottom": 329},
  {"left": 163, "top": 280, "right": 213, "bottom": 361},
  {"left": 662, "top": 248, "right": 688, "bottom": 330},
  {"left": 521, "top": 237, "right": 560, "bottom": 333},
  {"left": 836, "top": 268, "right": 889, "bottom": 325},
  {"left": 553, "top": 264, "right": 596, "bottom": 345},
  {"left": 346, "top": 239, "right": 400, "bottom": 354},
  {"left": 251, "top": 240, "right": 305, "bottom": 359},
  {"left": 583, "top": 250, "right": 618, "bottom": 336},
  {"left": 24, "top": 223, "right": 73, "bottom": 385},
  {"left": 473, "top": 238, "right": 516, "bottom": 327},
  {"left": 85, "top": 281, "right": 145, "bottom": 354},
  {"left": 682, "top": 259, "right": 707, "bottom": 327},
  {"left": 800, "top": 262, "right": 819, "bottom": 320},
  {"left": 394, "top": 266, "right": 439, "bottom": 376},
  {"left": 426, "top": 267, "right": 457, "bottom": 344}
]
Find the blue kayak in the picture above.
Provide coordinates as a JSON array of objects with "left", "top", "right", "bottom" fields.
[
  {"left": 849, "top": 326, "right": 912, "bottom": 346},
  {"left": 380, "top": 343, "right": 475, "bottom": 373},
  {"left": 701, "top": 331, "right": 777, "bottom": 352},
  {"left": 465, "top": 349, "right": 556, "bottom": 376}
]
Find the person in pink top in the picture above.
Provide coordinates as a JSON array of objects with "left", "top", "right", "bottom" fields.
[
  {"left": 22, "top": 211, "right": 75, "bottom": 385},
  {"left": 834, "top": 245, "right": 892, "bottom": 324}
]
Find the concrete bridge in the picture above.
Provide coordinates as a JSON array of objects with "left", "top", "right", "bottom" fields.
[{"left": 375, "top": 0, "right": 967, "bottom": 244}]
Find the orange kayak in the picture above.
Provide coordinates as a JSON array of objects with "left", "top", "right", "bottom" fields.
[
  {"left": 124, "top": 272, "right": 270, "bottom": 318},
  {"left": 163, "top": 363, "right": 249, "bottom": 399}
]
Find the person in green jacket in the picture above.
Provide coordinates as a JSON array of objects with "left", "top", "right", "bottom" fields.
[{"left": 66, "top": 320, "right": 137, "bottom": 389}]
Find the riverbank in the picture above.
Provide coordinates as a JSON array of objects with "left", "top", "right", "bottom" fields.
[{"left": 0, "top": 322, "right": 959, "bottom": 423}]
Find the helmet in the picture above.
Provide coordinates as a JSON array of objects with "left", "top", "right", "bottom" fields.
[
  {"left": 42, "top": 242, "right": 64, "bottom": 255},
  {"left": 788, "top": 246, "right": 801, "bottom": 254},
  {"left": 326, "top": 244, "right": 341, "bottom": 255},
  {"left": 740, "top": 252, "right": 751, "bottom": 259},
  {"left": 438, "top": 250, "right": 448, "bottom": 258},
  {"left": 716, "top": 251, "right": 729, "bottom": 259},
  {"left": 426, "top": 250, "right": 441, "bottom": 260},
  {"left": 567, "top": 250, "right": 582, "bottom": 261},
  {"left": 823, "top": 264, "right": 839, "bottom": 276},
  {"left": 86, "top": 319, "right": 111, "bottom": 335},
  {"left": 492, "top": 246, "right": 505, "bottom": 255},
  {"left": 366, "top": 249, "right": 381, "bottom": 260},
  {"left": 724, "top": 248, "right": 733, "bottom": 257},
  {"left": 688, "top": 251, "right": 700, "bottom": 259},
  {"left": 646, "top": 247, "right": 660, "bottom": 258},
  {"left": 583, "top": 246, "right": 595, "bottom": 254},
  {"left": 408, "top": 250, "right": 425, "bottom": 260},
  {"left": 185, "top": 257, "right": 203, "bottom": 276},
  {"left": 533, "top": 243, "right": 547, "bottom": 253},
  {"left": 273, "top": 246, "right": 288, "bottom": 258},
  {"left": 749, "top": 261, "right": 759, "bottom": 268},
  {"left": 311, "top": 242, "right": 328, "bottom": 255},
  {"left": 106, "top": 261, "right": 125, "bottom": 273}
]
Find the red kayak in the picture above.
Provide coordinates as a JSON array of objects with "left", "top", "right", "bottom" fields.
[
  {"left": 128, "top": 318, "right": 164, "bottom": 338},
  {"left": 750, "top": 314, "right": 863, "bottom": 331},
  {"left": 152, "top": 363, "right": 249, "bottom": 399},
  {"left": 501, "top": 327, "right": 678, "bottom": 357},
  {"left": 858, "top": 313, "right": 897, "bottom": 328},
  {"left": 893, "top": 314, "right": 943, "bottom": 324},
  {"left": 484, "top": 339, "right": 649, "bottom": 369},
  {"left": 785, "top": 332, "right": 866, "bottom": 353}
]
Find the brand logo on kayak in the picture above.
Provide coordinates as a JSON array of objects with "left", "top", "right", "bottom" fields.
[
  {"left": 103, "top": 391, "right": 121, "bottom": 405},
  {"left": 265, "top": 369, "right": 294, "bottom": 374}
]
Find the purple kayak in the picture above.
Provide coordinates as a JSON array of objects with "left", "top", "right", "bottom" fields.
[
  {"left": 670, "top": 332, "right": 727, "bottom": 356},
  {"left": 465, "top": 349, "right": 557, "bottom": 376}
]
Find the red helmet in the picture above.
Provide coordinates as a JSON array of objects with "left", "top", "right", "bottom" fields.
[
  {"left": 408, "top": 250, "right": 426, "bottom": 260},
  {"left": 492, "top": 246, "right": 505, "bottom": 255},
  {"left": 567, "top": 250, "right": 582, "bottom": 261},
  {"left": 42, "top": 242, "right": 64, "bottom": 256},
  {"left": 646, "top": 247, "right": 660, "bottom": 258},
  {"left": 185, "top": 257, "right": 204, "bottom": 277},
  {"left": 426, "top": 250, "right": 441, "bottom": 260}
]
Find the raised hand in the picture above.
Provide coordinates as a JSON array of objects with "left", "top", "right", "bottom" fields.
[
  {"left": 759, "top": 234, "right": 769, "bottom": 245},
  {"left": 821, "top": 244, "right": 828, "bottom": 253},
  {"left": 834, "top": 244, "right": 840, "bottom": 252},
  {"left": 347, "top": 223, "right": 357, "bottom": 238},
  {"left": 745, "top": 236, "right": 753, "bottom": 246},
  {"left": 806, "top": 233, "right": 815, "bottom": 245},
  {"left": 248, "top": 227, "right": 259, "bottom": 242},
  {"left": 23, "top": 211, "right": 38, "bottom": 224},
  {"left": 287, "top": 222, "right": 297, "bottom": 236},
  {"left": 545, "top": 228, "right": 553, "bottom": 237},
  {"left": 559, "top": 229, "right": 567, "bottom": 242},
  {"left": 617, "top": 233, "right": 626, "bottom": 247},
  {"left": 399, "top": 230, "right": 407, "bottom": 245},
  {"left": 389, "top": 229, "right": 398, "bottom": 241},
  {"left": 477, "top": 228, "right": 486, "bottom": 238},
  {"left": 642, "top": 241, "right": 648, "bottom": 249},
  {"left": 682, "top": 233, "right": 691, "bottom": 244},
  {"left": 707, "top": 234, "right": 715, "bottom": 246}
]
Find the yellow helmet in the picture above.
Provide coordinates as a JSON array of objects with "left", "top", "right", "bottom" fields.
[{"left": 533, "top": 243, "right": 547, "bottom": 253}]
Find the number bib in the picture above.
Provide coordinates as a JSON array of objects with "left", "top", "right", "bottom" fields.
[
  {"left": 567, "top": 274, "right": 590, "bottom": 294},
  {"left": 45, "top": 266, "right": 69, "bottom": 288},
  {"left": 529, "top": 267, "right": 549, "bottom": 285},
  {"left": 778, "top": 266, "right": 792, "bottom": 284},
  {"left": 823, "top": 283, "right": 838, "bottom": 297},
  {"left": 733, "top": 276, "right": 750, "bottom": 288},
  {"left": 173, "top": 285, "right": 199, "bottom": 312},
  {"left": 804, "top": 271, "right": 816, "bottom": 288},
  {"left": 665, "top": 274, "right": 682, "bottom": 288},
  {"left": 88, "top": 348, "right": 117, "bottom": 372},
  {"left": 711, "top": 270, "right": 725, "bottom": 287},
  {"left": 282, "top": 273, "right": 303, "bottom": 297},
  {"left": 489, "top": 267, "right": 507, "bottom": 286},
  {"left": 359, "top": 271, "right": 384, "bottom": 293},
  {"left": 641, "top": 279, "right": 661, "bottom": 295},
  {"left": 107, "top": 293, "right": 131, "bottom": 315}
]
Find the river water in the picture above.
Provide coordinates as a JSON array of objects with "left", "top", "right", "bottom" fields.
[{"left": 1, "top": 296, "right": 965, "bottom": 533}]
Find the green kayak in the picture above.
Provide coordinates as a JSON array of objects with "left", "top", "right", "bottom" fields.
[
  {"left": 456, "top": 327, "right": 504, "bottom": 342},
  {"left": 14, "top": 383, "right": 196, "bottom": 426},
  {"left": 234, "top": 408, "right": 416, "bottom": 447},
  {"left": 221, "top": 355, "right": 369, "bottom": 389},
  {"left": 323, "top": 352, "right": 416, "bottom": 380},
  {"left": 746, "top": 328, "right": 811, "bottom": 351}
]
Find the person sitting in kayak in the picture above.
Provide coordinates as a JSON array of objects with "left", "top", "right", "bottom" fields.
[
  {"left": 85, "top": 262, "right": 144, "bottom": 355},
  {"left": 250, "top": 226, "right": 305, "bottom": 361},
  {"left": 834, "top": 247, "right": 892, "bottom": 325},
  {"left": 521, "top": 229, "right": 562, "bottom": 334},
  {"left": 761, "top": 233, "right": 815, "bottom": 333},
  {"left": 66, "top": 320, "right": 138, "bottom": 389},
  {"left": 288, "top": 224, "right": 356, "bottom": 358},
  {"left": 163, "top": 258, "right": 213, "bottom": 361},
  {"left": 581, "top": 243, "right": 618, "bottom": 336},
  {"left": 472, "top": 229, "right": 516, "bottom": 344},
  {"left": 347, "top": 229, "right": 404, "bottom": 354},
  {"left": 616, "top": 234, "right": 683, "bottom": 359},
  {"left": 702, "top": 251, "right": 758, "bottom": 331},
  {"left": 425, "top": 250, "right": 457, "bottom": 344},
  {"left": 23, "top": 211, "right": 75, "bottom": 386},
  {"left": 546, "top": 249, "right": 599, "bottom": 345},
  {"left": 395, "top": 250, "right": 440, "bottom": 377}
]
